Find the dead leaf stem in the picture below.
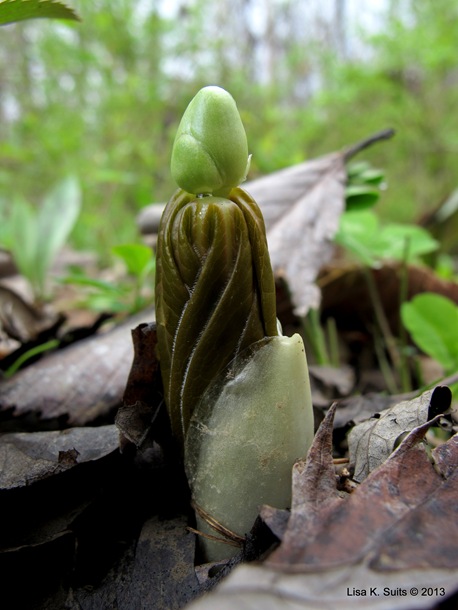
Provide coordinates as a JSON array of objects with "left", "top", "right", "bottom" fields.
[{"left": 342, "top": 128, "right": 396, "bottom": 162}]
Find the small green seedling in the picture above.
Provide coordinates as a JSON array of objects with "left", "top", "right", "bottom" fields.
[
  {"left": 334, "top": 162, "right": 440, "bottom": 394},
  {"left": 4, "top": 339, "right": 60, "bottom": 378},
  {"left": 339, "top": 160, "right": 438, "bottom": 266}
]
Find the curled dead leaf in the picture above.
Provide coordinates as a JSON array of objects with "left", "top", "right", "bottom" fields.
[
  {"left": 0, "top": 283, "right": 61, "bottom": 343},
  {"left": 348, "top": 386, "right": 452, "bottom": 482}
]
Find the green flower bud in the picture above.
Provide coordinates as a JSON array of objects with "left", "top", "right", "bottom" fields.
[
  {"left": 171, "top": 86, "right": 250, "bottom": 198},
  {"left": 155, "top": 187, "right": 278, "bottom": 447}
]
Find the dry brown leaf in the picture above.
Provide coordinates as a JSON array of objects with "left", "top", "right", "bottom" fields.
[
  {"left": 268, "top": 414, "right": 456, "bottom": 569},
  {"left": 0, "top": 425, "right": 119, "bottom": 489},
  {"left": 116, "top": 322, "right": 162, "bottom": 449},
  {"left": 185, "top": 400, "right": 458, "bottom": 610},
  {"left": 0, "top": 283, "right": 60, "bottom": 343},
  {"left": 249, "top": 153, "right": 346, "bottom": 315},
  {"left": 331, "top": 392, "right": 418, "bottom": 430},
  {"left": 111, "top": 515, "right": 199, "bottom": 610},
  {"left": 0, "top": 309, "right": 153, "bottom": 426},
  {"left": 309, "top": 364, "right": 355, "bottom": 407},
  {"left": 348, "top": 386, "right": 451, "bottom": 482}
]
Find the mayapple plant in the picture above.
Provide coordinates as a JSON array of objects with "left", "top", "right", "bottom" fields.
[{"left": 155, "top": 86, "right": 314, "bottom": 561}]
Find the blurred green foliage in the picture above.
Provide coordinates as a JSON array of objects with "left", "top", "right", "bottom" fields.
[
  {"left": 0, "top": 0, "right": 457, "bottom": 256},
  {"left": 1, "top": 176, "right": 81, "bottom": 302},
  {"left": 62, "top": 242, "right": 154, "bottom": 313},
  {"left": 401, "top": 293, "right": 458, "bottom": 375}
]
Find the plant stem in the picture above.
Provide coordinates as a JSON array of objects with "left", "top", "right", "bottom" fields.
[
  {"left": 326, "top": 316, "right": 340, "bottom": 367},
  {"left": 362, "top": 266, "right": 401, "bottom": 392},
  {"left": 302, "top": 308, "right": 329, "bottom": 365},
  {"left": 398, "top": 238, "right": 412, "bottom": 392},
  {"left": 373, "top": 327, "right": 399, "bottom": 394}
]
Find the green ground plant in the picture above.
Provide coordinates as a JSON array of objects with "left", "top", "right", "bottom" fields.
[
  {"left": 61, "top": 243, "right": 154, "bottom": 314},
  {"left": 0, "top": 175, "right": 81, "bottom": 303},
  {"left": 306, "top": 160, "right": 453, "bottom": 395},
  {"left": 401, "top": 293, "right": 458, "bottom": 377}
]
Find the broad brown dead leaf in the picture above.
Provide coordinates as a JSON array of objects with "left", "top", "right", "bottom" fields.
[
  {"left": 330, "top": 391, "right": 417, "bottom": 430},
  {"left": 249, "top": 153, "right": 346, "bottom": 316},
  {"left": 186, "top": 396, "right": 458, "bottom": 610},
  {"left": 0, "top": 309, "right": 153, "bottom": 426},
  {"left": 111, "top": 515, "right": 199, "bottom": 610}
]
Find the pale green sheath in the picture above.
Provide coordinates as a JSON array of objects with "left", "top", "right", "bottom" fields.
[{"left": 155, "top": 86, "right": 314, "bottom": 561}]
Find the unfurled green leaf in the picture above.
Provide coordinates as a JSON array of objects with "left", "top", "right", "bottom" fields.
[
  {"left": 6, "top": 177, "right": 81, "bottom": 301},
  {"left": 357, "top": 168, "right": 385, "bottom": 186},
  {"left": 346, "top": 161, "right": 371, "bottom": 178},
  {"left": 35, "top": 176, "right": 81, "bottom": 297},
  {"left": 334, "top": 210, "right": 379, "bottom": 266},
  {"left": 0, "top": 0, "right": 80, "bottom": 26},
  {"left": 345, "top": 184, "right": 381, "bottom": 210},
  {"left": 345, "top": 160, "right": 385, "bottom": 211},
  {"left": 8, "top": 196, "right": 39, "bottom": 289},
  {"left": 112, "top": 243, "right": 154, "bottom": 278},
  {"left": 401, "top": 293, "right": 458, "bottom": 373},
  {"left": 377, "top": 223, "right": 439, "bottom": 260}
]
